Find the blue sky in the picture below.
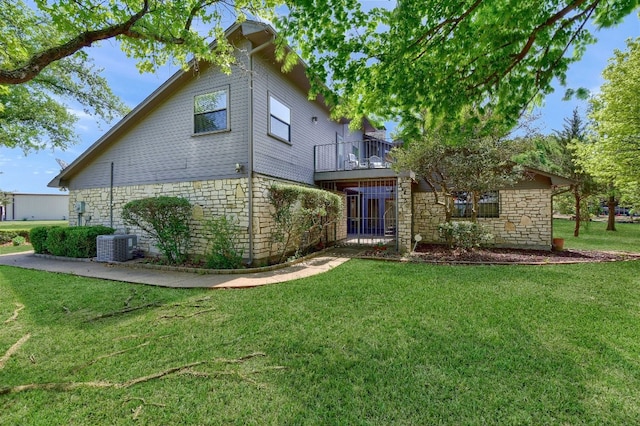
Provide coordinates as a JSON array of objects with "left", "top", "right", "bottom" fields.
[{"left": 1, "top": 12, "right": 638, "bottom": 194}]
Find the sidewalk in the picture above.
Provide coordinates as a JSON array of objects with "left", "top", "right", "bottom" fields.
[{"left": 0, "top": 248, "right": 360, "bottom": 289}]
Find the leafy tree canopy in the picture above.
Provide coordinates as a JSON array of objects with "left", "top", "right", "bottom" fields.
[
  {"left": 580, "top": 37, "right": 640, "bottom": 204},
  {"left": 280, "top": 0, "right": 640, "bottom": 138},
  {"left": 0, "top": 0, "right": 277, "bottom": 152}
]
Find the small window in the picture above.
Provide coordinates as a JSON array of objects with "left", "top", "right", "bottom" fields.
[
  {"left": 194, "top": 89, "right": 228, "bottom": 134},
  {"left": 452, "top": 191, "right": 499, "bottom": 218},
  {"left": 269, "top": 95, "right": 291, "bottom": 142}
]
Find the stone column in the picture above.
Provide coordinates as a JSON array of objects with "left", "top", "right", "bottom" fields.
[{"left": 396, "top": 175, "right": 413, "bottom": 253}]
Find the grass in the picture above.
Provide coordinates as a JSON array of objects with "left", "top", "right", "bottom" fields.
[
  {"left": 0, "top": 244, "right": 33, "bottom": 255},
  {"left": 553, "top": 218, "right": 640, "bottom": 252},
  {"left": 0, "top": 220, "right": 67, "bottom": 231},
  {"left": 2, "top": 260, "right": 640, "bottom": 424}
]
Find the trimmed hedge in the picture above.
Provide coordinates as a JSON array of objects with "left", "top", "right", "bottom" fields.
[
  {"left": 0, "top": 230, "right": 30, "bottom": 244},
  {"left": 30, "top": 225, "right": 115, "bottom": 258}
]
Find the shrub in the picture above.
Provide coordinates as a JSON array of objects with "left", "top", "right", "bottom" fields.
[
  {"left": 12, "top": 236, "right": 26, "bottom": 246},
  {"left": 268, "top": 184, "right": 342, "bottom": 263},
  {"left": 66, "top": 226, "right": 115, "bottom": 258},
  {"left": 30, "top": 226, "right": 52, "bottom": 254},
  {"left": 122, "top": 196, "right": 192, "bottom": 264},
  {"left": 46, "top": 227, "right": 69, "bottom": 256},
  {"left": 29, "top": 225, "right": 115, "bottom": 257},
  {"left": 438, "top": 221, "right": 493, "bottom": 249},
  {"left": 0, "top": 230, "right": 30, "bottom": 244},
  {"left": 204, "top": 216, "right": 245, "bottom": 269}
]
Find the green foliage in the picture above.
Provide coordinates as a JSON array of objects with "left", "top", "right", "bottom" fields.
[
  {"left": 0, "top": 230, "right": 29, "bottom": 244},
  {"left": 29, "top": 225, "right": 114, "bottom": 257},
  {"left": 29, "top": 226, "right": 51, "bottom": 253},
  {"left": 281, "top": 1, "right": 637, "bottom": 136},
  {"left": 393, "top": 114, "right": 524, "bottom": 221},
  {"left": 0, "top": 0, "right": 127, "bottom": 152},
  {"left": 11, "top": 235, "right": 25, "bottom": 246},
  {"left": 204, "top": 216, "right": 245, "bottom": 269},
  {"left": 580, "top": 38, "right": 640, "bottom": 205},
  {"left": 268, "top": 184, "right": 342, "bottom": 263},
  {"left": 122, "top": 196, "right": 192, "bottom": 264},
  {"left": 44, "top": 227, "right": 68, "bottom": 256},
  {"left": 66, "top": 225, "right": 116, "bottom": 258},
  {"left": 438, "top": 221, "right": 493, "bottom": 249}
]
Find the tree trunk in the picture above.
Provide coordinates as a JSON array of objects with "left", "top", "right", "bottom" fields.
[
  {"left": 471, "top": 192, "right": 479, "bottom": 222},
  {"left": 606, "top": 195, "right": 617, "bottom": 231},
  {"left": 573, "top": 186, "right": 581, "bottom": 237}
]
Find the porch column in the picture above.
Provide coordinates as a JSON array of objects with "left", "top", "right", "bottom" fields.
[{"left": 397, "top": 176, "right": 413, "bottom": 253}]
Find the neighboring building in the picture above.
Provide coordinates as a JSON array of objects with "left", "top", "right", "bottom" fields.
[
  {"left": 2, "top": 193, "right": 69, "bottom": 221},
  {"left": 48, "top": 21, "right": 571, "bottom": 263}
]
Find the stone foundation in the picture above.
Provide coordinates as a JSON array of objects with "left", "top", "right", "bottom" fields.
[
  {"left": 69, "top": 174, "right": 345, "bottom": 264},
  {"left": 69, "top": 179, "right": 250, "bottom": 258},
  {"left": 412, "top": 188, "right": 552, "bottom": 249}
]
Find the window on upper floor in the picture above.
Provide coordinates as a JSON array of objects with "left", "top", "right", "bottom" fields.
[
  {"left": 194, "top": 88, "right": 228, "bottom": 134},
  {"left": 268, "top": 94, "right": 291, "bottom": 143},
  {"left": 452, "top": 191, "right": 500, "bottom": 218}
]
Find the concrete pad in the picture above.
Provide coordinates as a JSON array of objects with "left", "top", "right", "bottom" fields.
[{"left": 0, "top": 250, "right": 356, "bottom": 289}]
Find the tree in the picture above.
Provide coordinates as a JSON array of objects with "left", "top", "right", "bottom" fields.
[
  {"left": 577, "top": 38, "right": 640, "bottom": 230},
  {"left": 392, "top": 112, "right": 525, "bottom": 222},
  {"left": 281, "top": 1, "right": 639, "bottom": 136},
  {"left": 1, "top": 0, "right": 277, "bottom": 152},
  {"left": 553, "top": 107, "right": 600, "bottom": 236}
]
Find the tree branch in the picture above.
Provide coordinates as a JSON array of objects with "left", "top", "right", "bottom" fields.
[{"left": 0, "top": 0, "right": 150, "bottom": 84}]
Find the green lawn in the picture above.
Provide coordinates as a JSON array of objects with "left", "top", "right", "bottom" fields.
[
  {"left": 0, "top": 220, "right": 68, "bottom": 231},
  {"left": 2, "top": 259, "right": 640, "bottom": 424},
  {"left": 553, "top": 218, "right": 640, "bottom": 252}
]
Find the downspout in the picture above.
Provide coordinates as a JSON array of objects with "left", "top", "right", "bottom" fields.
[
  {"left": 110, "top": 162, "right": 114, "bottom": 229},
  {"left": 247, "top": 35, "right": 274, "bottom": 265}
]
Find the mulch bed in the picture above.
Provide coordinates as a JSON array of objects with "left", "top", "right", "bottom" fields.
[{"left": 362, "top": 243, "right": 640, "bottom": 264}]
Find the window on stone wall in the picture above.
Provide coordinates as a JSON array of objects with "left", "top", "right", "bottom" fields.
[
  {"left": 194, "top": 88, "right": 229, "bottom": 134},
  {"left": 268, "top": 94, "right": 291, "bottom": 143},
  {"left": 452, "top": 191, "right": 500, "bottom": 218}
]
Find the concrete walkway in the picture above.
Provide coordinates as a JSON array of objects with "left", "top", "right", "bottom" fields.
[{"left": 0, "top": 248, "right": 360, "bottom": 289}]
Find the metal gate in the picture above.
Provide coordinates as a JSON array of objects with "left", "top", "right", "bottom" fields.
[{"left": 323, "top": 179, "right": 397, "bottom": 247}]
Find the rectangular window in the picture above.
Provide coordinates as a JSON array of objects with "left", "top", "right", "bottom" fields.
[
  {"left": 452, "top": 191, "right": 500, "bottom": 218},
  {"left": 194, "top": 89, "right": 228, "bottom": 134},
  {"left": 269, "top": 94, "right": 291, "bottom": 142}
]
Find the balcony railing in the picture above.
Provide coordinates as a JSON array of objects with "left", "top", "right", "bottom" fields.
[{"left": 314, "top": 140, "right": 394, "bottom": 172}]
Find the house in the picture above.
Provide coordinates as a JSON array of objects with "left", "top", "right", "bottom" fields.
[
  {"left": 48, "top": 21, "right": 571, "bottom": 262},
  {"left": 1, "top": 193, "right": 69, "bottom": 221}
]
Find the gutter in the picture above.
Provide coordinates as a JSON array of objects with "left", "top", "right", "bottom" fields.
[{"left": 247, "top": 33, "right": 274, "bottom": 265}]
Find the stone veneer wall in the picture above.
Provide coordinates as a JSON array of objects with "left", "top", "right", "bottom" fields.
[
  {"left": 70, "top": 175, "right": 348, "bottom": 263},
  {"left": 412, "top": 188, "right": 552, "bottom": 249},
  {"left": 68, "top": 178, "right": 250, "bottom": 257}
]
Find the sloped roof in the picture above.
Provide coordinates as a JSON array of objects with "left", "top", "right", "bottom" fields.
[{"left": 47, "top": 20, "right": 333, "bottom": 188}]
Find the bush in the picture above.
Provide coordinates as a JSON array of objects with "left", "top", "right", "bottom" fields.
[
  {"left": 122, "top": 196, "right": 192, "bottom": 264},
  {"left": 438, "top": 221, "right": 493, "bottom": 249},
  {"left": 30, "top": 226, "right": 52, "bottom": 253},
  {"left": 268, "top": 184, "right": 342, "bottom": 263},
  {"left": 0, "top": 230, "right": 30, "bottom": 244},
  {"left": 46, "top": 227, "right": 69, "bottom": 256},
  {"left": 11, "top": 236, "right": 26, "bottom": 246},
  {"left": 29, "top": 225, "right": 115, "bottom": 257},
  {"left": 204, "top": 216, "right": 245, "bottom": 269},
  {"left": 66, "top": 226, "right": 115, "bottom": 258}
]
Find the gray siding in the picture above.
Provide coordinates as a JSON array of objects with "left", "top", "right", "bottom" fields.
[
  {"left": 69, "top": 46, "right": 252, "bottom": 190},
  {"left": 251, "top": 56, "right": 357, "bottom": 185}
]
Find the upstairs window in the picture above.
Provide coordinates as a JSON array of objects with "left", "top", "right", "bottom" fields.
[
  {"left": 194, "top": 89, "right": 228, "bottom": 134},
  {"left": 452, "top": 191, "right": 500, "bottom": 218},
  {"left": 269, "top": 94, "right": 291, "bottom": 142}
]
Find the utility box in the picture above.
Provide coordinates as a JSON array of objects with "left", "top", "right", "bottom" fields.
[{"left": 96, "top": 234, "right": 137, "bottom": 262}]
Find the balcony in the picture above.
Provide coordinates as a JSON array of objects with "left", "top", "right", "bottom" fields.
[{"left": 314, "top": 140, "right": 395, "bottom": 173}]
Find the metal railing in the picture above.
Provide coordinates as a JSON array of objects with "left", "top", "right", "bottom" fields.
[{"left": 314, "top": 140, "right": 394, "bottom": 172}]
